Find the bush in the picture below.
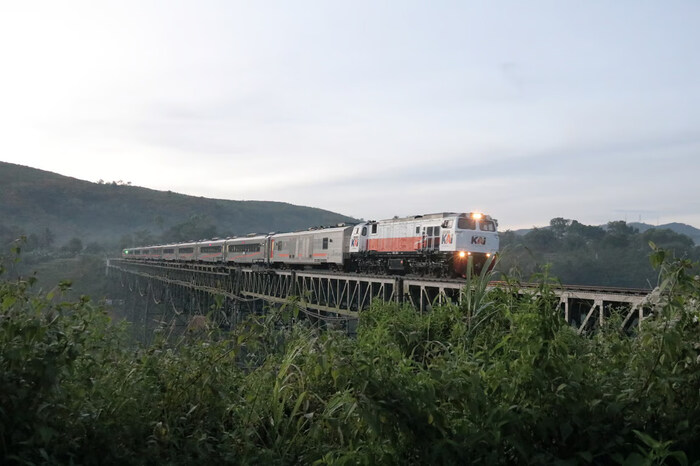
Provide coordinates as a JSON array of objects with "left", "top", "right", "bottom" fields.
[{"left": 1, "top": 246, "right": 699, "bottom": 464}]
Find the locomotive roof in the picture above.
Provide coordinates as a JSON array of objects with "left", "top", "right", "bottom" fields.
[
  {"left": 374, "top": 212, "right": 458, "bottom": 223},
  {"left": 371, "top": 212, "right": 493, "bottom": 223}
]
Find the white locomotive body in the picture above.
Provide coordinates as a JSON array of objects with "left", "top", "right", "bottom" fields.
[
  {"left": 122, "top": 211, "right": 498, "bottom": 277},
  {"left": 349, "top": 212, "right": 498, "bottom": 276}
]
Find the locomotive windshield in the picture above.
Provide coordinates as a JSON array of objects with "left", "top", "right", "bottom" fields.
[
  {"left": 479, "top": 221, "right": 496, "bottom": 231},
  {"left": 457, "top": 217, "right": 476, "bottom": 230}
]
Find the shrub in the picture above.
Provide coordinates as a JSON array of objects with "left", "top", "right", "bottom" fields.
[{"left": 1, "top": 245, "right": 699, "bottom": 464}]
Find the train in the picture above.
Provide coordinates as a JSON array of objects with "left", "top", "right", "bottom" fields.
[{"left": 122, "top": 211, "right": 499, "bottom": 277}]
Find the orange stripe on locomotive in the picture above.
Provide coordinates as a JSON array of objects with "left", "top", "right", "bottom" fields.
[{"left": 366, "top": 236, "right": 423, "bottom": 252}]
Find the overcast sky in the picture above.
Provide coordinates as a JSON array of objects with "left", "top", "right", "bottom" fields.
[{"left": 1, "top": 1, "right": 698, "bottom": 230}]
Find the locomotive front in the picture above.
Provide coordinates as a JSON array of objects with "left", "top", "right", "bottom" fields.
[{"left": 440, "top": 212, "right": 499, "bottom": 276}]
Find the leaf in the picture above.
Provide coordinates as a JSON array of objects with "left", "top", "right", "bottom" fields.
[
  {"left": 668, "top": 451, "right": 688, "bottom": 466},
  {"left": 633, "top": 429, "right": 661, "bottom": 449},
  {"left": 622, "top": 452, "right": 647, "bottom": 466}
]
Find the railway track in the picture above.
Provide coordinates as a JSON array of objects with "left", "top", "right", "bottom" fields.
[{"left": 115, "top": 258, "right": 653, "bottom": 297}]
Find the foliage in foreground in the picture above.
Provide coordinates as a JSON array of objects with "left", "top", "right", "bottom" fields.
[{"left": 1, "top": 247, "right": 700, "bottom": 464}]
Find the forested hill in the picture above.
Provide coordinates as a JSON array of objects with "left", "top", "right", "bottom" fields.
[
  {"left": 0, "top": 161, "right": 356, "bottom": 248},
  {"left": 499, "top": 218, "right": 700, "bottom": 288}
]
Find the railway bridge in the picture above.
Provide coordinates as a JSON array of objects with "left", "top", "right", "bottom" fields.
[{"left": 106, "top": 259, "right": 653, "bottom": 336}]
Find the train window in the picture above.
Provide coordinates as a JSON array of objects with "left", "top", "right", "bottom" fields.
[
  {"left": 200, "top": 246, "right": 222, "bottom": 253},
  {"left": 458, "top": 217, "right": 477, "bottom": 230},
  {"left": 361, "top": 227, "right": 367, "bottom": 236},
  {"left": 276, "top": 241, "right": 283, "bottom": 250},
  {"left": 322, "top": 238, "right": 328, "bottom": 249},
  {"left": 442, "top": 220, "right": 453, "bottom": 228},
  {"left": 163, "top": 248, "right": 175, "bottom": 254},
  {"left": 416, "top": 226, "right": 420, "bottom": 234},
  {"left": 178, "top": 247, "right": 194, "bottom": 254},
  {"left": 479, "top": 221, "right": 496, "bottom": 232},
  {"left": 434, "top": 227, "right": 440, "bottom": 236},
  {"left": 228, "top": 244, "right": 259, "bottom": 253},
  {"left": 142, "top": 250, "right": 150, "bottom": 255},
  {"left": 371, "top": 224, "right": 377, "bottom": 234},
  {"left": 427, "top": 227, "right": 433, "bottom": 236}
]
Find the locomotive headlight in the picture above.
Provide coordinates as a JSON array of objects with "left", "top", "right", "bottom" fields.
[
  {"left": 486, "top": 253, "right": 491, "bottom": 258},
  {"left": 471, "top": 212, "right": 483, "bottom": 220},
  {"left": 459, "top": 251, "right": 466, "bottom": 258}
]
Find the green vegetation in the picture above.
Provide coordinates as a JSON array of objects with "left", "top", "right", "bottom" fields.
[
  {"left": 2, "top": 245, "right": 700, "bottom": 464},
  {"left": 500, "top": 217, "right": 700, "bottom": 288}
]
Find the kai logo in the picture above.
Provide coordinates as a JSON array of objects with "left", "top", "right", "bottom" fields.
[
  {"left": 441, "top": 233, "right": 453, "bottom": 244},
  {"left": 471, "top": 236, "right": 486, "bottom": 245},
  {"left": 351, "top": 237, "right": 359, "bottom": 247}
]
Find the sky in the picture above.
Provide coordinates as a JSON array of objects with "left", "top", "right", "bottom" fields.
[{"left": 1, "top": 1, "right": 699, "bottom": 231}]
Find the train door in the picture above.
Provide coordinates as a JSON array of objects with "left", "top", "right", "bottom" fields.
[
  {"left": 297, "top": 235, "right": 311, "bottom": 261},
  {"left": 421, "top": 226, "right": 440, "bottom": 251},
  {"left": 359, "top": 225, "right": 368, "bottom": 250},
  {"left": 264, "top": 238, "right": 271, "bottom": 264},
  {"left": 350, "top": 223, "right": 369, "bottom": 252}
]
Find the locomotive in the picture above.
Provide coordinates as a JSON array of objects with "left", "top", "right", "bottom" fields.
[{"left": 122, "top": 211, "right": 499, "bottom": 277}]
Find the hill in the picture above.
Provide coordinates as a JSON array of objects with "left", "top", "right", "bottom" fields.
[
  {"left": 628, "top": 222, "right": 700, "bottom": 245},
  {"left": 0, "top": 161, "right": 357, "bottom": 248},
  {"left": 499, "top": 217, "right": 700, "bottom": 288},
  {"left": 509, "top": 222, "right": 700, "bottom": 245}
]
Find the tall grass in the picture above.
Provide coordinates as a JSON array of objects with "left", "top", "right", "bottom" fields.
[{"left": 1, "top": 245, "right": 699, "bottom": 464}]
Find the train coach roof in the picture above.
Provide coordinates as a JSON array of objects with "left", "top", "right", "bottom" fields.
[
  {"left": 227, "top": 235, "right": 268, "bottom": 242},
  {"left": 273, "top": 226, "right": 352, "bottom": 237}
]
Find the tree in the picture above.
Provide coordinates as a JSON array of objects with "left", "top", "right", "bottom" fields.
[
  {"left": 119, "top": 234, "right": 134, "bottom": 250},
  {"left": 25, "top": 234, "right": 39, "bottom": 252},
  {"left": 524, "top": 227, "right": 558, "bottom": 251},
  {"left": 642, "top": 229, "right": 695, "bottom": 257},
  {"left": 549, "top": 217, "right": 571, "bottom": 239},
  {"left": 605, "top": 221, "right": 637, "bottom": 248},
  {"left": 134, "top": 230, "right": 155, "bottom": 246},
  {"left": 83, "top": 242, "right": 104, "bottom": 254},
  {"left": 61, "top": 237, "right": 83, "bottom": 256},
  {"left": 160, "top": 215, "right": 218, "bottom": 243},
  {"left": 607, "top": 220, "right": 637, "bottom": 237},
  {"left": 41, "top": 227, "right": 55, "bottom": 249},
  {"left": 568, "top": 220, "right": 605, "bottom": 241}
]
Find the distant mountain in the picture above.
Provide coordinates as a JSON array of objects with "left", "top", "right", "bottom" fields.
[
  {"left": 510, "top": 228, "right": 533, "bottom": 236},
  {"left": 628, "top": 222, "right": 700, "bottom": 245},
  {"left": 0, "top": 161, "right": 357, "bottom": 246}
]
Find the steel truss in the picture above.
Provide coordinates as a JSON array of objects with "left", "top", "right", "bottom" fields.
[{"left": 107, "top": 259, "right": 651, "bottom": 331}]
